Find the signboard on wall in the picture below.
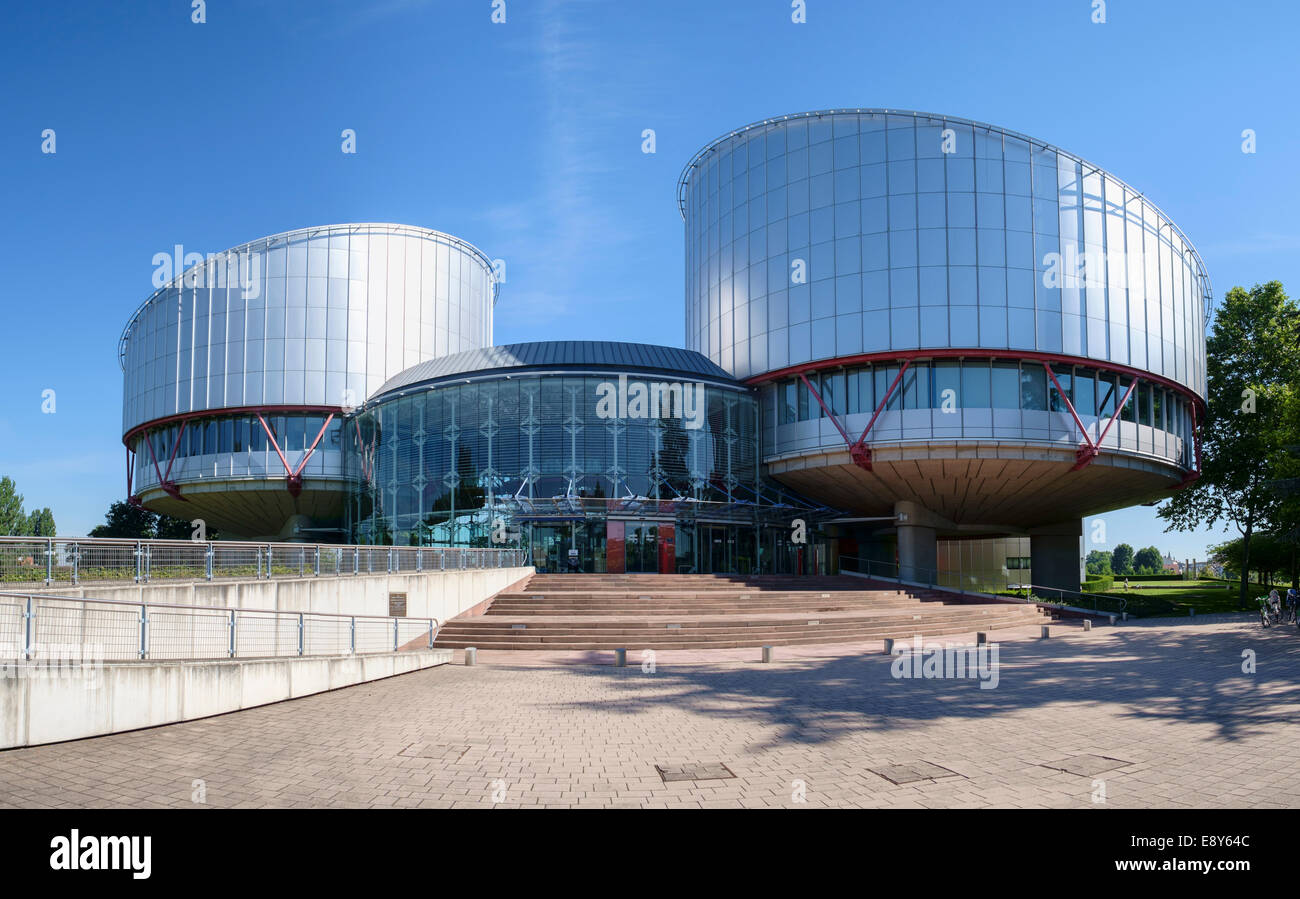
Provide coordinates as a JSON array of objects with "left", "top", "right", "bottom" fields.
[{"left": 388, "top": 593, "right": 407, "bottom": 617}]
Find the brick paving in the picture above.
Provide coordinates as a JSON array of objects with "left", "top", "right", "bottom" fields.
[{"left": 0, "top": 613, "right": 1297, "bottom": 808}]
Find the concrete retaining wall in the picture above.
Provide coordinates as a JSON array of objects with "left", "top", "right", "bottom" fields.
[
  {"left": 23, "top": 566, "right": 534, "bottom": 623},
  {"left": 0, "top": 649, "right": 451, "bottom": 750}
]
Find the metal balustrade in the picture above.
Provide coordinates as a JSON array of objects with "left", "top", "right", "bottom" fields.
[
  {"left": 0, "top": 591, "right": 441, "bottom": 663},
  {"left": 0, "top": 536, "right": 527, "bottom": 587}
]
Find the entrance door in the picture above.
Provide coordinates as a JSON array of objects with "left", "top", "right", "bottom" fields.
[{"left": 625, "top": 524, "right": 659, "bottom": 573}]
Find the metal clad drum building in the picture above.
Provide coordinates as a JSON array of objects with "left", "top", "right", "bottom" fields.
[
  {"left": 678, "top": 110, "right": 1210, "bottom": 537},
  {"left": 119, "top": 223, "right": 497, "bottom": 539}
]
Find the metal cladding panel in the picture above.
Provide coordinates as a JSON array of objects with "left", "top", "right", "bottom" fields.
[
  {"left": 678, "top": 109, "right": 1210, "bottom": 401},
  {"left": 119, "top": 224, "right": 497, "bottom": 435}
]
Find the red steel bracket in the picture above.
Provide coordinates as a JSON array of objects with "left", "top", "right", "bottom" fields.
[
  {"left": 258, "top": 413, "right": 335, "bottom": 498},
  {"left": 1072, "top": 376, "right": 1139, "bottom": 471}
]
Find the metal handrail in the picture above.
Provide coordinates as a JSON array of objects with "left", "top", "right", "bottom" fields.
[
  {"left": 0, "top": 535, "right": 529, "bottom": 587},
  {"left": 0, "top": 589, "right": 443, "bottom": 663}
]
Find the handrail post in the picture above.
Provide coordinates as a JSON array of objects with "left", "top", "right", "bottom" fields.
[
  {"left": 393, "top": 618, "right": 399, "bottom": 651},
  {"left": 139, "top": 602, "right": 149, "bottom": 659},
  {"left": 134, "top": 540, "right": 142, "bottom": 584},
  {"left": 387, "top": 548, "right": 393, "bottom": 574},
  {"left": 266, "top": 545, "right": 273, "bottom": 579},
  {"left": 206, "top": 543, "right": 214, "bottom": 581},
  {"left": 71, "top": 542, "right": 79, "bottom": 586},
  {"left": 353, "top": 547, "right": 359, "bottom": 576},
  {"left": 428, "top": 618, "right": 434, "bottom": 649},
  {"left": 350, "top": 616, "right": 356, "bottom": 654},
  {"left": 23, "top": 596, "right": 34, "bottom": 661},
  {"left": 45, "top": 538, "right": 53, "bottom": 586},
  {"left": 299, "top": 546, "right": 305, "bottom": 578},
  {"left": 297, "top": 612, "right": 304, "bottom": 656},
  {"left": 314, "top": 546, "right": 321, "bottom": 577},
  {"left": 144, "top": 543, "right": 151, "bottom": 583},
  {"left": 228, "top": 609, "right": 236, "bottom": 658},
  {"left": 417, "top": 548, "right": 422, "bottom": 572}
]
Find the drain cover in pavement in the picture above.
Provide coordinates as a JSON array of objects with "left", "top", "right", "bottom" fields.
[
  {"left": 399, "top": 742, "right": 470, "bottom": 761},
  {"left": 870, "top": 761, "right": 960, "bottom": 785},
  {"left": 1040, "top": 755, "right": 1131, "bottom": 777},
  {"left": 655, "top": 763, "right": 736, "bottom": 783}
]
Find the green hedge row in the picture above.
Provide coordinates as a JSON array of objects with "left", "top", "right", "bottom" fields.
[{"left": 1082, "top": 575, "right": 1114, "bottom": 593}]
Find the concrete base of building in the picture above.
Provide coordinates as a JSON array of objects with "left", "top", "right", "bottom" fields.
[
  {"left": 1028, "top": 519, "right": 1084, "bottom": 595},
  {"left": 0, "top": 649, "right": 451, "bottom": 750}
]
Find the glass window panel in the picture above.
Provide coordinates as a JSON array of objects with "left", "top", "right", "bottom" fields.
[
  {"left": 1020, "top": 364, "right": 1047, "bottom": 411},
  {"left": 991, "top": 362, "right": 1019, "bottom": 409},
  {"left": 961, "top": 359, "right": 990, "bottom": 408},
  {"left": 933, "top": 360, "right": 960, "bottom": 410}
]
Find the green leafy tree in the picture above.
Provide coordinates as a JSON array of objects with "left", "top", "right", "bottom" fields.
[
  {"left": 88, "top": 501, "right": 158, "bottom": 538},
  {"left": 1133, "top": 546, "right": 1163, "bottom": 575},
  {"left": 1159, "top": 281, "right": 1300, "bottom": 606},
  {"left": 1085, "top": 550, "right": 1113, "bottom": 575},
  {"left": 25, "top": 507, "right": 56, "bottom": 537},
  {"left": 0, "top": 477, "right": 26, "bottom": 535},
  {"left": 1111, "top": 543, "right": 1135, "bottom": 575}
]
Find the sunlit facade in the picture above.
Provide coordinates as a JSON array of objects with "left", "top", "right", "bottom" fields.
[
  {"left": 346, "top": 342, "right": 829, "bottom": 574},
  {"left": 120, "top": 223, "right": 497, "bottom": 539},
  {"left": 679, "top": 110, "right": 1211, "bottom": 590}
]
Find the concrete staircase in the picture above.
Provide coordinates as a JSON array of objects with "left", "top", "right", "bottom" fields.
[{"left": 434, "top": 574, "right": 1045, "bottom": 650}]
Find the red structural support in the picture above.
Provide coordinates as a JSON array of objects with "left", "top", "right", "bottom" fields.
[
  {"left": 140, "top": 427, "right": 186, "bottom": 501},
  {"left": 1072, "top": 376, "right": 1139, "bottom": 471},
  {"left": 798, "top": 361, "right": 910, "bottom": 471},
  {"left": 257, "top": 412, "right": 335, "bottom": 498}
]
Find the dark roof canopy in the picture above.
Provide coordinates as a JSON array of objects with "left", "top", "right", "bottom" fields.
[{"left": 370, "top": 340, "right": 739, "bottom": 402}]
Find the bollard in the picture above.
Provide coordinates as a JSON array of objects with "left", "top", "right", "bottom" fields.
[
  {"left": 882, "top": 637, "right": 895, "bottom": 655},
  {"left": 1083, "top": 619, "right": 1092, "bottom": 631},
  {"left": 1108, "top": 614, "right": 1116, "bottom": 626},
  {"left": 1189, "top": 607, "right": 1195, "bottom": 617},
  {"left": 614, "top": 648, "right": 627, "bottom": 668},
  {"left": 762, "top": 645, "right": 774, "bottom": 663},
  {"left": 464, "top": 647, "right": 477, "bottom": 667},
  {"left": 976, "top": 632, "right": 987, "bottom": 646},
  {"left": 1121, "top": 612, "right": 1128, "bottom": 622},
  {"left": 1040, "top": 625, "right": 1050, "bottom": 639}
]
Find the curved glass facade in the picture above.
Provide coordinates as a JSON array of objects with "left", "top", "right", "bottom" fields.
[
  {"left": 761, "top": 355, "right": 1195, "bottom": 470},
  {"left": 680, "top": 110, "right": 1210, "bottom": 399},
  {"left": 346, "top": 367, "right": 827, "bottom": 573}
]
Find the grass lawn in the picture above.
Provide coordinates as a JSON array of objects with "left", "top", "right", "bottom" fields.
[{"left": 1099, "top": 579, "right": 1291, "bottom": 617}]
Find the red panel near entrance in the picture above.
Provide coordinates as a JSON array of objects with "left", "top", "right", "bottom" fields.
[
  {"left": 658, "top": 523, "right": 676, "bottom": 574},
  {"left": 606, "top": 520, "right": 626, "bottom": 573}
]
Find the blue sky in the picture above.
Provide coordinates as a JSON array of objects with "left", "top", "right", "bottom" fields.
[{"left": 1, "top": 0, "right": 1296, "bottom": 559}]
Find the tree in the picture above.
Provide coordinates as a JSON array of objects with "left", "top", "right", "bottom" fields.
[
  {"left": 1111, "top": 543, "right": 1135, "bottom": 575},
  {"left": 88, "top": 501, "right": 158, "bottom": 538},
  {"left": 0, "top": 477, "right": 26, "bottom": 535},
  {"left": 25, "top": 507, "right": 56, "bottom": 537},
  {"left": 1133, "top": 546, "right": 1163, "bottom": 575},
  {"left": 1159, "top": 281, "right": 1300, "bottom": 606},
  {"left": 1085, "top": 550, "right": 1112, "bottom": 576}
]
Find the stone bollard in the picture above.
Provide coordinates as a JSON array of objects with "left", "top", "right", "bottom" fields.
[
  {"left": 614, "top": 648, "right": 627, "bottom": 667},
  {"left": 1121, "top": 612, "right": 1128, "bottom": 622},
  {"left": 762, "top": 645, "right": 774, "bottom": 663},
  {"left": 976, "top": 632, "right": 987, "bottom": 646},
  {"left": 1108, "top": 614, "right": 1116, "bottom": 626},
  {"left": 1083, "top": 619, "right": 1092, "bottom": 631},
  {"left": 1040, "top": 625, "right": 1050, "bottom": 639},
  {"left": 464, "top": 647, "right": 477, "bottom": 666},
  {"left": 883, "top": 637, "right": 895, "bottom": 655}
]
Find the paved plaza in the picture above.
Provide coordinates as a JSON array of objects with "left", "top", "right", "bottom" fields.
[{"left": 1, "top": 614, "right": 1298, "bottom": 808}]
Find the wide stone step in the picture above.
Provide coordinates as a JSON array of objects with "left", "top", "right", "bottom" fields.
[{"left": 433, "top": 615, "right": 1043, "bottom": 650}]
